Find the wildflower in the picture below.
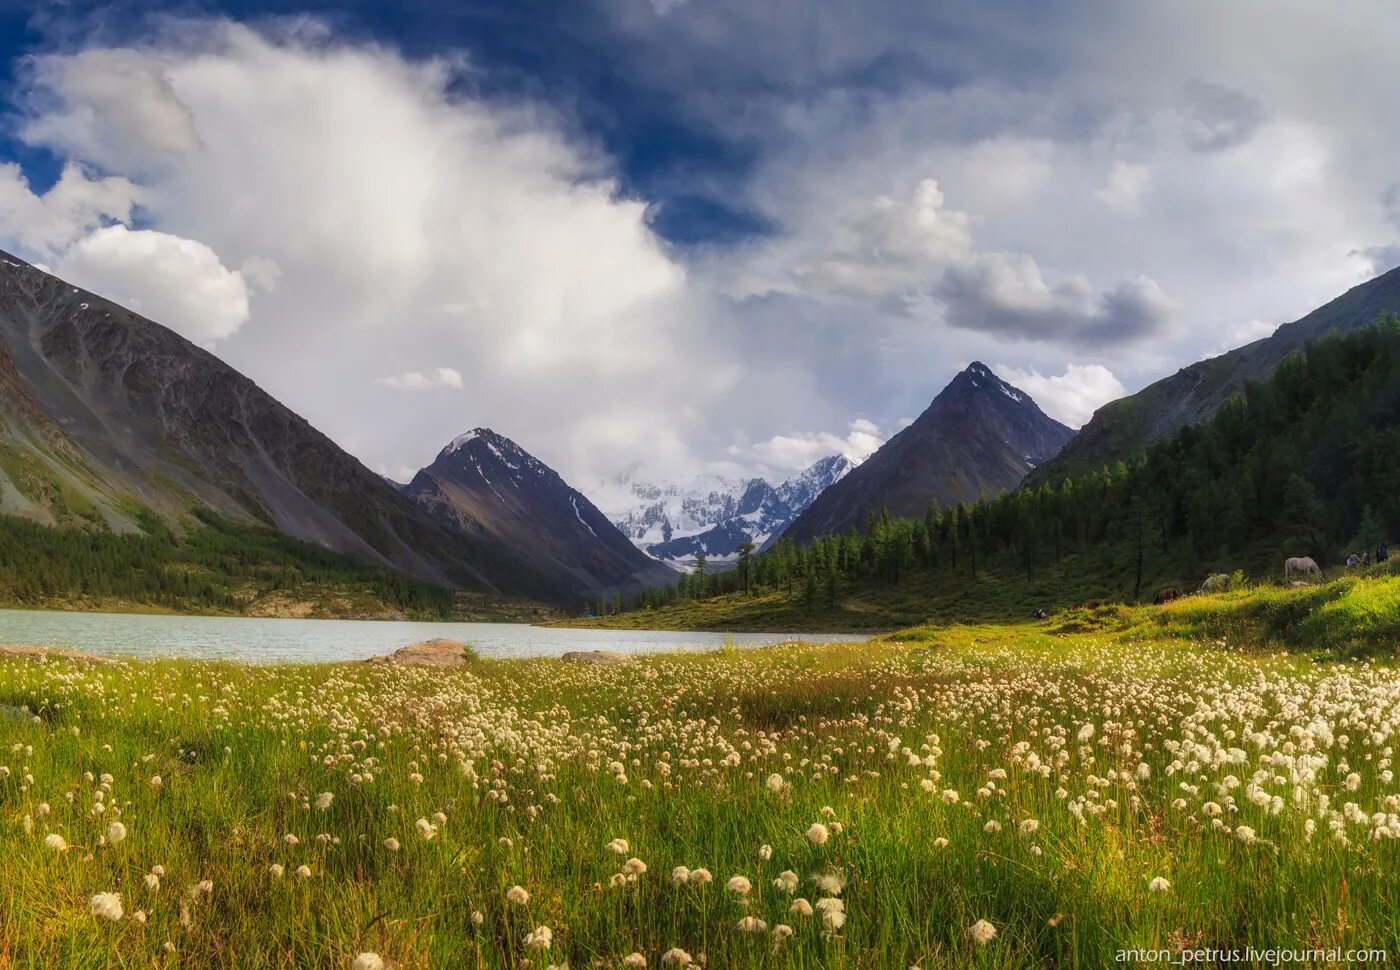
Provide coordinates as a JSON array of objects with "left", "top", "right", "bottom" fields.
[
  {"left": 105, "top": 821, "right": 127, "bottom": 844},
  {"left": 661, "top": 949, "right": 693, "bottom": 966},
  {"left": 145, "top": 873, "right": 161, "bottom": 889},
  {"left": 150, "top": 775, "right": 162, "bottom": 788},
  {"left": 606, "top": 838, "right": 630, "bottom": 854},
  {"left": 269, "top": 864, "right": 284, "bottom": 878},
  {"left": 670, "top": 865, "right": 690, "bottom": 885},
  {"left": 197, "top": 880, "right": 214, "bottom": 894},
  {"left": 416, "top": 818, "right": 437, "bottom": 841},
  {"left": 1018, "top": 819, "right": 1040, "bottom": 836},
  {"left": 1078, "top": 723, "right": 1095, "bottom": 742},
  {"left": 933, "top": 837, "right": 949, "bottom": 848},
  {"left": 284, "top": 833, "right": 300, "bottom": 845},
  {"left": 383, "top": 837, "right": 400, "bottom": 852},
  {"left": 89, "top": 892, "right": 124, "bottom": 922},
  {"left": 726, "top": 875, "right": 752, "bottom": 896},
  {"left": 1149, "top": 877, "right": 1171, "bottom": 892},
  {"left": 352, "top": 955, "right": 385, "bottom": 970},
  {"left": 969, "top": 919, "right": 997, "bottom": 944},
  {"left": 623, "top": 955, "right": 647, "bottom": 968},
  {"left": 296, "top": 865, "right": 312, "bottom": 879},
  {"left": 771, "top": 923, "right": 794, "bottom": 948},
  {"left": 806, "top": 823, "right": 830, "bottom": 845},
  {"left": 813, "top": 870, "right": 846, "bottom": 895},
  {"left": 765, "top": 773, "right": 784, "bottom": 792},
  {"left": 736, "top": 916, "right": 767, "bottom": 932},
  {"left": 687, "top": 868, "right": 713, "bottom": 885},
  {"left": 1235, "top": 826, "right": 1257, "bottom": 844},
  {"left": 773, "top": 870, "right": 799, "bottom": 893},
  {"left": 506, "top": 885, "right": 530, "bottom": 905},
  {"left": 524, "top": 925, "right": 553, "bottom": 950},
  {"left": 44, "top": 833, "right": 67, "bottom": 852},
  {"left": 983, "top": 820, "right": 1002, "bottom": 834},
  {"left": 790, "top": 898, "right": 814, "bottom": 917},
  {"left": 315, "top": 792, "right": 334, "bottom": 810},
  {"left": 759, "top": 844, "right": 772, "bottom": 861},
  {"left": 941, "top": 789, "right": 959, "bottom": 804}
]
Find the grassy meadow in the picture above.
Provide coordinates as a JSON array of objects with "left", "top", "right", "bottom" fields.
[{"left": 2, "top": 578, "right": 1399, "bottom": 967}]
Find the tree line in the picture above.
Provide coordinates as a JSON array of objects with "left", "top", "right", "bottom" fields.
[
  {"left": 0, "top": 506, "right": 455, "bottom": 616},
  {"left": 602, "top": 315, "right": 1400, "bottom": 616}
]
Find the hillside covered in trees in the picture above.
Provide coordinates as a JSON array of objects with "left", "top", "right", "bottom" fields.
[
  {"left": 0, "top": 507, "right": 490, "bottom": 619},
  {"left": 588, "top": 316, "right": 1400, "bottom": 628}
]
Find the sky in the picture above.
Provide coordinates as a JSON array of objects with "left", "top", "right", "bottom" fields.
[{"left": 0, "top": 1, "right": 1398, "bottom": 490}]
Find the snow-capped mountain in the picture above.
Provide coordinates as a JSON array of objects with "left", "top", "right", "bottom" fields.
[
  {"left": 599, "top": 455, "right": 857, "bottom": 570},
  {"left": 401, "top": 428, "right": 677, "bottom": 601}
]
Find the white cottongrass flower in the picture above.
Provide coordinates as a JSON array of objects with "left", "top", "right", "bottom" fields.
[
  {"left": 660, "top": 948, "right": 693, "bottom": 965},
  {"left": 296, "top": 865, "right": 312, "bottom": 879},
  {"left": 736, "top": 916, "right": 767, "bottom": 933},
  {"left": 523, "top": 925, "right": 553, "bottom": 950},
  {"left": 606, "top": 838, "right": 630, "bottom": 854},
  {"left": 765, "top": 773, "right": 784, "bottom": 792},
  {"left": 352, "top": 955, "right": 385, "bottom": 970},
  {"left": 269, "top": 864, "right": 284, "bottom": 878},
  {"left": 773, "top": 870, "right": 799, "bottom": 893},
  {"left": 1019, "top": 819, "right": 1040, "bottom": 836},
  {"left": 941, "top": 789, "right": 959, "bottom": 804},
  {"left": 1149, "top": 877, "right": 1172, "bottom": 892},
  {"left": 1235, "top": 825, "right": 1257, "bottom": 844},
  {"left": 688, "top": 868, "right": 713, "bottom": 885},
  {"left": 622, "top": 857, "right": 648, "bottom": 876},
  {"left": 383, "top": 838, "right": 400, "bottom": 852},
  {"left": 106, "top": 821, "right": 127, "bottom": 844},
  {"left": 726, "top": 875, "right": 753, "bottom": 896},
  {"left": 506, "top": 885, "right": 530, "bottom": 905},
  {"left": 806, "top": 823, "right": 830, "bottom": 845},
  {"left": 813, "top": 870, "right": 847, "bottom": 896},
  {"left": 43, "top": 833, "right": 67, "bottom": 852},
  {"left": 89, "top": 892, "right": 124, "bottom": 922},
  {"left": 315, "top": 792, "right": 334, "bottom": 810},
  {"left": 145, "top": 873, "right": 161, "bottom": 890},
  {"left": 789, "top": 898, "right": 814, "bottom": 917},
  {"left": 284, "top": 834, "right": 300, "bottom": 845},
  {"left": 416, "top": 818, "right": 437, "bottom": 841},
  {"left": 670, "top": 866, "right": 690, "bottom": 886},
  {"left": 983, "top": 820, "right": 1002, "bottom": 834},
  {"left": 759, "top": 844, "right": 773, "bottom": 861},
  {"left": 969, "top": 919, "right": 997, "bottom": 944},
  {"left": 623, "top": 954, "right": 647, "bottom": 968},
  {"left": 933, "top": 837, "right": 949, "bottom": 848}
]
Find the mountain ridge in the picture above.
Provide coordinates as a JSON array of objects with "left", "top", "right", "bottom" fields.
[{"left": 1028, "top": 265, "right": 1400, "bottom": 485}]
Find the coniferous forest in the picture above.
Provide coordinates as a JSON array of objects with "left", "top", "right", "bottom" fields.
[
  {"left": 605, "top": 316, "right": 1400, "bottom": 617},
  {"left": 0, "top": 506, "right": 456, "bottom": 617}
]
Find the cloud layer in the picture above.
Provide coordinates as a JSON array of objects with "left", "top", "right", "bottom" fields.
[{"left": 0, "top": 4, "right": 1397, "bottom": 486}]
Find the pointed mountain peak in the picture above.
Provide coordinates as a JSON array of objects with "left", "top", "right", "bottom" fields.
[{"left": 943, "top": 361, "right": 1031, "bottom": 406}]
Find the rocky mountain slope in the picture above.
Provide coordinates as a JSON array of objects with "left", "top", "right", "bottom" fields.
[
  {"left": 602, "top": 455, "right": 856, "bottom": 569},
  {"left": 401, "top": 429, "right": 676, "bottom": 602},
  {"left": 0, "top": 250, "right": 659, "bottom": 606},
  {"left": 783, "top": 363, "right": 1073, "bottom": 542},
  {"left": 1029, "top": 265, "right": 1400, "bottom": 484}
]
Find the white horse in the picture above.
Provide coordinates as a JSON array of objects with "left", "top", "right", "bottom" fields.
[
  {"left": 1199, "top": 573, "right": 1230, "bottom": 593},
  {"left": 1284, "top": 556, "right": 1321, "bottom": 581}
]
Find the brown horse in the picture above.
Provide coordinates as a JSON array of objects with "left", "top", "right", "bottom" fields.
[{"left": 1154, "top": 587, "right": 1180, "bottom": 604}]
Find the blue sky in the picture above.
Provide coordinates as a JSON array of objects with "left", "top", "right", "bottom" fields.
[{"left": 0, "top": 1, "right": 1398, "bottom": 494}]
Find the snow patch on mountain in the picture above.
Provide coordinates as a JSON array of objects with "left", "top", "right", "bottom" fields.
[{"left": 597, "top": 455, "right": 857, "bottom": 570}]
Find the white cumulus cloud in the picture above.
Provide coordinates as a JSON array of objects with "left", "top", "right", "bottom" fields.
[
  {"left": 375, "top": 367, "right": 464, "bottom": 391},
  {"left": 990, "top": 363, "right": 1127, "bottom": 428},
  {"left": 52, "top": 225, "right": 251, "bottom": 344},
  {"left": 743, "top": 418, "right": 886, "bottom": 473}
]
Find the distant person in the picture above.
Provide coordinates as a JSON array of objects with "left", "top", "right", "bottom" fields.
[
  {"left": 1364, "top": 549, "right": 1371, "bottom": 566},
  {"left": 1347, "top": 553, "right": 1360, "bottom": 568},
  {"left": 1379, "top": 541, "right": 1389, "bottom": 563}
]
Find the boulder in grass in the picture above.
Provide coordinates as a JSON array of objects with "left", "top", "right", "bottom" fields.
[{"left": 368, "top": 639, "right": 476, "bottom": 667}]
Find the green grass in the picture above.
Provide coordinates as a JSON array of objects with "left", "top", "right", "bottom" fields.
[{"left": 2, "top": 581, "right": 1399, "bottom": 967}]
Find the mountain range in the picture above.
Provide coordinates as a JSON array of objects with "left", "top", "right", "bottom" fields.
[
  {"left": 1030, "top": 264, "right": 1400, "bottom": 485},
  {"left": 0, "top": 250, "right": 666, "bottom": 608},
  {"left": 601, "top": 454, "right": 856, "bottom": 569},
  {"left": 783, "top": 362, "right": 1074, "bottom": 543}
]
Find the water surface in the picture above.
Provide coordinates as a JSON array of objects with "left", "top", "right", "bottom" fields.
[{"left": 0, "top": 609, "right": 864, "bottom": 663}]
